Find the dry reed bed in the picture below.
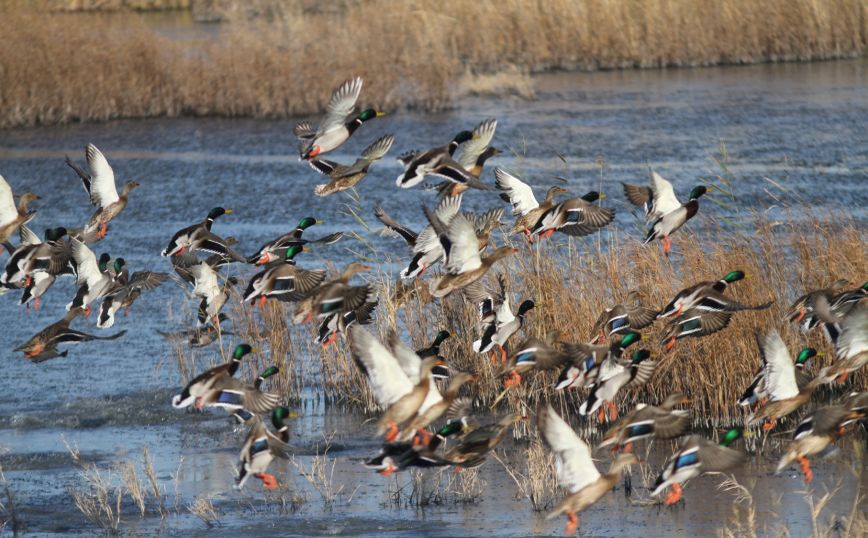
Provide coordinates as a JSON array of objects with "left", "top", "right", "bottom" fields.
[
  {"left": 3, "top": 0, "right": 868, "bottom": 128},
  {"left": 182, "top": 216, "right": 867, "bottom": 429}
]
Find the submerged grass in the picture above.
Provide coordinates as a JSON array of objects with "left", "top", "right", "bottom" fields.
[{"left": 3, "top": 0, "right": 868, "bottom": 127}]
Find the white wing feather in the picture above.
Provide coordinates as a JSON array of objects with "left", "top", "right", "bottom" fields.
[
  {"left": 442, "top": 213, "right": 482, "bottom": 274},
  {"left": 86, "top": 144, "right": 120, "bottom": 208},
  {"left": 650, "top": 171, "right": 681, "bottom": 218},
  {"left": 540, "top": 404, "right": 601, "bottom": 493},
  {"left": 761, "top": 330, "right": 800, "bottom": 400},
  {"left": 70, "top": 237, "right": 101, "bottom": 287},
  {"left": 0, "top": 175, "right": 18, "bottom": 225},
  {"left": 836, "top": 305, "right": 868, "bottom": 360},
  {"left": 413, "top": 193, "right": 463, "bottom": 255},
  {"left": 350, "top": 326, "right": 414, "bottom": 409},
  {"left": 456, "top": 119, "right": 497, "bottom": 170},
  {"left": 495, "top": 168, "right": 539, "bottom": 216},
  {"left": 318, "top": 77, "right": 363, "bottom": 134},
  {"left": 191, "top": 262, "right": 220, "bottom": 300}
]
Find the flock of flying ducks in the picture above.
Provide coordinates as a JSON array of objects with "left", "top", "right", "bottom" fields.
[{"left": 2, "top": 76, "right": 866, "bottom": 534}]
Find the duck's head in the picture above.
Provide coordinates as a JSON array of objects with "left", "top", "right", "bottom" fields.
[
  {"left": 795, "top": 347, "right": 820, "bottom": 367},
  {"left": 720, "top": 428, "right": 743, "bottom": 447},
  {"left": 517, "top": 299, "right": 536, "bottom": 316},
  {"left": 208, "top": 207, "right": 232, "bottom": 220},
  {"left": 97, "top": 253, "right": 111, "bottom": 271},
  {"left": 45, "top": 227, "right": 68, "bottom": 241},
  {"left": 437, "top": 416, "right": 472, "bottom": 438},
  {"left": 296, "top": 216, "right": 322, "bottom": 230},
  {"left": 721, "top": 270, "right": 745, "bottom": 284},
  {"left": 232, "top": 343, "right": 257, "bottom": 360},
  {"left": 618, "top": 331, "right": 642, "bottom": 349},
  {"left": 688, "top": 185, "right": 713, "bottom": 200},
  {"left": 861, "top": 281, "right": 868, "bottom": 292},
  {"left": 259, "top": 366, "right": 280, "bottom": 379},
  {"left": 433, "top": 329, "right": 451, "bottom": 346},
  {"left": 284, "top": 244, "right": 309, "bottom": 261},
  {"left": 271, "top": 406, "right": 293, "bottom": 428},
  {"left": 580, "top": 191, "right": 606, "bottom": 203},
  {"left": 357, "top": 109, "right": 385, "bottom": 122},
  {"left": 123, "top": 181, "right": 140, "bottom": 193},
  {"left": 113, "top": 258, "right": 126, "bottom": 273},
  {"left": 19, "top": 192, "right": 40, "bottom": 205},
  {"left": 630, "top": 349, "right": 651, "bottom": 364},
  {"left": 343, "top": 262, "right": 371, "bottom": 277}
]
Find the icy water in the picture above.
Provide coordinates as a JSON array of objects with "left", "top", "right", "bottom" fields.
[{"left": 1, "top": 58, "right": 867, "bottom": 536}]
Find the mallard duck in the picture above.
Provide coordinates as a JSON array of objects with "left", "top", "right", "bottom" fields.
[
  {"left": 365, "top": 418, "right": 471, "bottom": 475},
  {"left": 444, "top": 413, "right": 525, "bottom": 468},
  {"left": 65, "top": 144, "right": 138, "bottom": 241},
  {"left": 555, "top": 331, "right": 643, "bottom": 392},
  {"left": 532, "top": 191, "right": 615, "bottom": 239},
  {"left": 776, "top": 401, "right": 864, "bottom": 483},
  {"left": 538, "top": 403, "right": 638, "bottom": 535},
  {"left": 657, "top": 270, "right": 771, "bottom": 319},
  {"left": 424, "top": 206, "right": 516, "bottom": 298},
  {"left": 430, "top": 118, "right": 501, "bottom": 196},
  {"left": 163, "top": 207, "right": 231, "bottom": 257},
  {"left": 66, "top": 237, "right": 124, "bottom": 316},
  {"left": 2, "top": 226, "right": 69, "bottom": 285},
  {"left": 316, "top": 299, "right": 378, "bottom": 347},
  {"left": 494, "top": 167, "right": 568, "bottom": 242},
  {"left": 415, "top": 329, "right": 451, "bottom": 360},
  {"left": 784, "top": 279, "right": 858, "bottom": 332},
  {"left": 598, "top": 393, "right": 692, "bottom": 452},
  {"left": 747, "top": 330, "right": 826, "bottom": 431},
  {"left": 738, "top": 345, "right": 818, "bottom": 408},
  {"left": 659, "top": 309, "right": 733, "bottom": 351},
  {"left": 294, "top": 77, "right": 383, "bottom": 160},
  {"left": 309, "top": 134, "right": 394, "bottom": 196},
  {"left": 349, "top": 326, "right": 444, "bottom": 441},
  {"left": 623, "top": 172, "right": 713, "bottom": 255},
  {"left": 242, "top": 245, "right": 326, "bottom": 307},
  {"left": 13, "top": 228, "right": 74, "bottom": 310},
  {"left": 651, "top": 429, "right": 745, "bottom": 505},
  {"left": 96, "top": 269, "right": 169, "bottom": 328},
  {"left": 293, "top": 262, "right": 373, "bottom": 323},
  {"left": 247, "top": 217, "right": 343, "bottom": 265},
  {"left": 171, "top": 343, "right": 258, "bottom": 409},
  {"left": 235, "top": 407, "right": 292, "bottom": 490},
  {"left": 377, "top": 195, "right": 502, "bottom": 279},
  {"left": 161, "top": 207, "right": 243, "bottom": 261},
  {"left": 401, "top": 372, "right": 478, "bottom": 443},
  {"left": 157, "top": 315, "right": 232, "bottom": 348},
  {"left": 232, "top": 366, "right": 281, "bottom": 427},
  {"left": 14, "top": 307, "right": 126, "bottom": 362},
  {"left": 579, "top": 349, "right": 658, "bottom": 422},
  {"left": 0, "top": 174, "right": 39, "bottom": 253},
  {"left": 590, "top": 291, "right": 657, "bottom": 343},
  {"left": 815, "top": 303, "right": 868, "bottom": 384},
  {"left": 501, "top": 331, "right": 574, "bottom": 388},
  {"left": 465, "top": 274, "right": 536, "bottom": 362},
  {"left": 395, "top": 130, "right": 481, "bottom": 191}
]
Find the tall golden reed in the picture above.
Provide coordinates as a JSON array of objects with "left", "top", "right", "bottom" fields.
[{"left": 2, "top": 0, "right": 867, "bottom": 128}]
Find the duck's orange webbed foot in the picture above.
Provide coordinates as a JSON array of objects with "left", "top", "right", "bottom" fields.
[
  {"left": 836, "top": 372, "right": 849, "bottom": 384},
  {"left": 798, "top": 456, "right": 813, "bottom": 483},
  {"left": 606, "top": 401, "right": 619, "bottom": 421},
  {"left": 664, "top": 483, "right": 683, "bottom": 506},
  {"left": 762, "top": 417, "right": 777, "bottom": 432},
  {"left": 322, "top": 332, "right": 338, "bottom": 348},
  {"left": 257, "top": 472, "right": 278, "bottom": 490},
  {"left": 596, "top": 406, "right": 606, "bottom": 424},
  {"left": 384, "top": 421, "right": 399, "bottom": 443},
  {"left": 664, "top": 336, "right": 676, "bottom": 352},
  {"left": 379, "top": 464, "right": 398, "bottom": 476},
  {"left": 661, "top": 236, "right": 672, "bottom": 256},
  {"left": 565, "top": 512, "right": 579, "bottom": 535}
]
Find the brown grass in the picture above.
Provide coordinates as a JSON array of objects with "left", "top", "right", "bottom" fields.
[{"left": 3, "top": 0, "right": 868, "bottom": 128}]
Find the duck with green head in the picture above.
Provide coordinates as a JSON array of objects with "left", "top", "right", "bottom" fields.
[
  {"left": 532, "top": 190, "right": 615, "bottom": 240},
  {"left": 738, "top": 346, "right": 820, "bottom": 408},
  {"left": 236, "top": 406, "right": 293, "bottom": 490},
  {"left": 248, "top": 216, "right": 343, "bottom": 265},
  {"left": 66, "top": 238, "right": 125, "bottom": 317},
  {"left": 466, "top": 273, "right": 536, "bottom": 363},
  {"left": 171, "top": 343, "right": 256, "bottom": 409},
  {"left": 657, "top": 270, "right": 771, "bottom": 320},
  {"left": 294, "top": 77, "right": 383, "bottom": 160},
  {"left": 432, "top": 118, "right": 501, "bottom": 197},
  {"left": 161, "top": 206, "right": 232, "bottom": 257},
  {"left": 652, "top": 428, "right": 745, "bottom": 505},
  {"left": 580, "top": 348, "right": 658, "bottom": 423},
  {"left": 364, "top": 417, "right": 471, "bottom": 476},
  {"left": 396, "top": 130, "right": 488, "bottom": 193},
  {"left": 623, "top": 171, "right": 713, "bottom": 255},
  {"left": 556, "top": 331, "right": 643, "bottom": 393},
  {"left": 242, "top": 245, "right": 327, "bottom": 307}
]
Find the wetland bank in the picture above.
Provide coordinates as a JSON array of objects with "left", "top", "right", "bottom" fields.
[{"left": 1, "top": 4, "right": 868, "bottom": 538}]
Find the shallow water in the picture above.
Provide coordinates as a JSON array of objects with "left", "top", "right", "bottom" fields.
[{"left": 1, "top": 58, "right": 867, "bottom": 536}]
